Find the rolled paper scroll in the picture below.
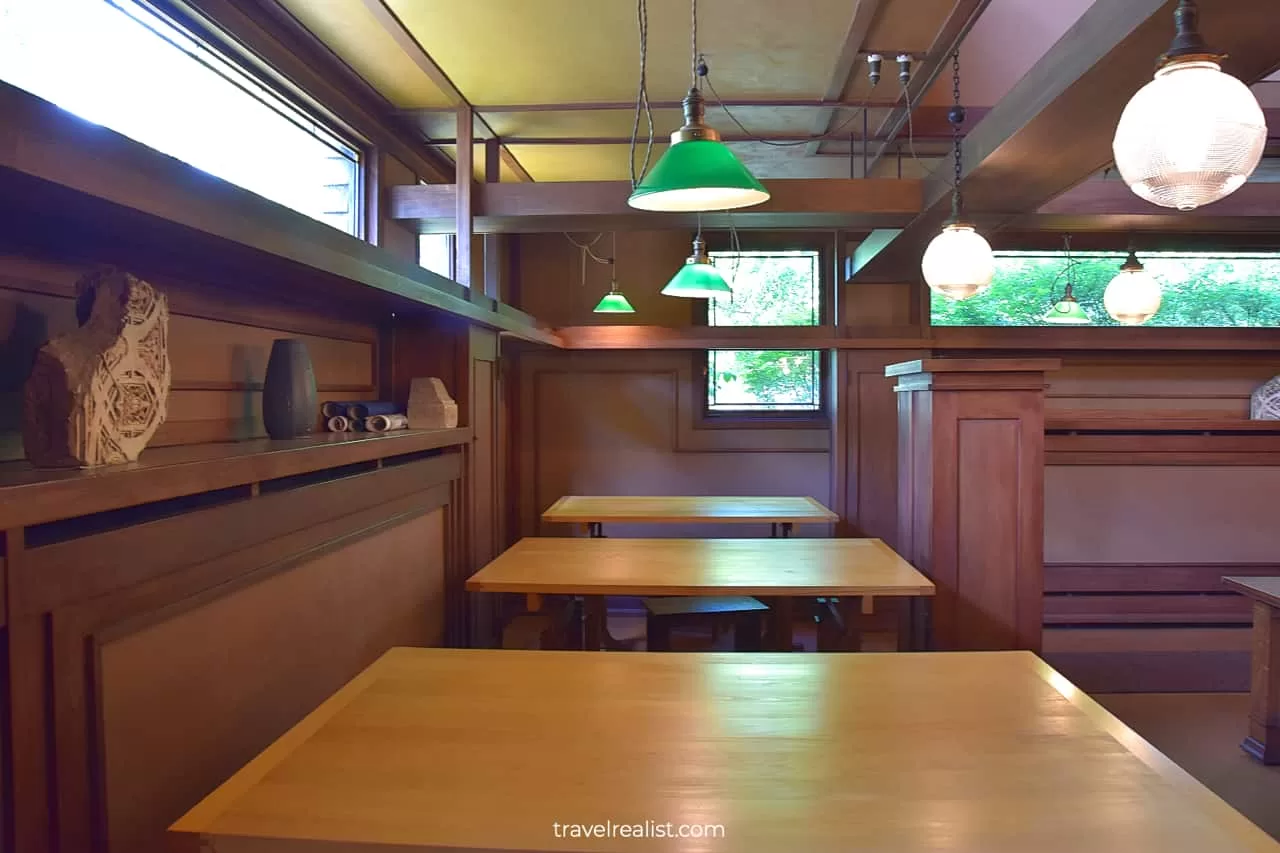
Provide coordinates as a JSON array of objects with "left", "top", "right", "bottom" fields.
[
  {"left": 366, "top": 413, "right": 409, "bottom": 432},
  {"left": 346, "top": 401, "right": 399, "bottom": 420},
  {"left": 326, "top": 415, "right": 351, "bottom": 432},
  {"left": 321, "top": 401, "right": 360, "bottom": 418}
]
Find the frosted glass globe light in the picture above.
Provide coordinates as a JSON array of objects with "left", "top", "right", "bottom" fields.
[
  {"left": 1104, "top": 254, "right": 1163, "bottom": 325},
  {"left": 1112, "top": 59, "right": 1266, "bottom": 211},
  {"left": 921, "top": 223, "right": 995, "bottom": 301}
]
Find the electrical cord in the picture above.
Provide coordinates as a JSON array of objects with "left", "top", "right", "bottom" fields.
[
  {"left": 629, "top": 0, "right": 654, "bottom": 187},
  {"left": 702, "top": 67, "right": 867, "bottom": 148}
]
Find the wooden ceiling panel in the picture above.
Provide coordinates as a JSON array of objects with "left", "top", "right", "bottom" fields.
[
  {"left": 504, "top": 144, "right": 671, "bottom": 182},
  {"left": 384, "top": 0, "right": 859, "bottom": 104},
  {"left": 841, "top": 0, "right": 960, "bottom": 100},
  {"left": 275, "top": 0, "right": 454, "bottom": 107},
  {"left": 479, "top": 108, "right": 685, "bottom": 140}
]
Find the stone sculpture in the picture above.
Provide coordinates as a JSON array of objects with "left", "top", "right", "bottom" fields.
[
  {"left": 1251, "top": 376, "right": 1280, "bottom": 420},
  {"left": 407, "top": 377, "right": 458, "bottom": 429},
  {"left": 23, "top": 267, "right": 171, "bottom": 467}
]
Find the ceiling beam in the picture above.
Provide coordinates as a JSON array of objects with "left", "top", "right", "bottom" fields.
[
  {"left": 804, "top": 0, "right": 883, "bottom": 157},
  {"left": 860, "top": 0, "right": 990, "bottom": 178},
  {"left": 400, "top": 97, "right": 906, "bottom": 116},
  {"left": 851, "top": 0, "right": 1280, "bottom": 282},
  {"left": 1039, "top": 178, "right": 1280, "bottom": 215},
  {"left": 389, "top": 179, "right": 921, "bottom": 234},
  {"left": 357, "top": 0, "right": 533, "bottom": 181}
]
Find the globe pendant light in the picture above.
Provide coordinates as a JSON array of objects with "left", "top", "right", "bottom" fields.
[
  {"left": 1104, "top": 247, "right": 1162, "bottom": 325},
  {"left": 626, "top": 0, "right": 769, "bottom": 212},
  {"left": 922, "top": 50, "right": 994, "bottom": 301},
  {"left": 1112, "top": 0, "right": 1266, "bottom": 211},
  {"left": 662, "top": 234, "right": 732, "bottom": 299},
  {"left": 1044, "top": 235, "right": 1091, "bottom": 325}
]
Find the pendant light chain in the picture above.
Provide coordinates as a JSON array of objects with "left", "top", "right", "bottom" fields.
[{"left": 949, "top": 49, "right": 963, "bottom": 222}]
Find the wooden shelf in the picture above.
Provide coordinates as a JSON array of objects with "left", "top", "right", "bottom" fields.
[
  {"left": 0, "top": 428, "right": 471, "bottom": 530},
  {"left": 0, "top": 83, "right": 559, "bottom": 347},
  {"left": 1047, "top": 416, "right": 1280, "bottom": 433},
  {"left": 552, "top": 325, "right": 930, "bottom": 350}
]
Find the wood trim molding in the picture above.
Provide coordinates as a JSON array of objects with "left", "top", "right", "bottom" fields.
[
  {"left": 0, "top": 84, "right": 558, "bottom": 345},
  {"left": 0, "top": 430, "right": 468, "bottom": 531}
]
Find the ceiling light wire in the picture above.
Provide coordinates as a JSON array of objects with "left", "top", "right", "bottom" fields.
[
  {"left": 701, "top": 67, "right": 867, "bottom": 148},
  {"left": 629, "top": 0, "right": 655, "bottom": 187}
]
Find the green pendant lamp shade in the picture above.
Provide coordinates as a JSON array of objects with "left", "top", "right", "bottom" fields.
[
  {"left": 593, "top": 288, "right": 635, "bottom": 313},
  {"left": 1044, "top": 294, "right": 1091, "bottom": 325},
  {"left": 662, "top": 235, "right": 732, "bottom": 299},
  {"left": 628, "top": 88, "right": 769, "bottom": 212}
]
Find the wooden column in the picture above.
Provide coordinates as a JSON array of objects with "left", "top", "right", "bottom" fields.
[
  {"left": 888, "top": 358, "right": 1059, "bottom": 652},
  {"left": 454, "top": 103, "right": 473, "bottom": 287}
]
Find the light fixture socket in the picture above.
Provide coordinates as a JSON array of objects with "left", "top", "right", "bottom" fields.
[
  {"left": 672, "top": 88, "right": 721, "bottom": 143},
  {"left": 1163, "top": 0, "right": 1214, "bottom": 61},
  {"left": 867, "top": 54, "right": 882, "bottom": 86},
  {"left": 1120, "top": 248, "right": 1145, "bottom": 272},
  {"left": 687, "top": 234, "right": 711, "bottom": 264},
  {"left": 897, "top": 54, "right": 912, "bottom": 85}
]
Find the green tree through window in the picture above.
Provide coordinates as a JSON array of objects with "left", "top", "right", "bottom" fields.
[
  {"left": 706, "top": 251, "right": 821, "bottom": 412},
  {"left": 931, "top": 251, "right": 1280, "bottom": 327}
]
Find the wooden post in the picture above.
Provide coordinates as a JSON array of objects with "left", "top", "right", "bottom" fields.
[
  {"left": 888, "top": 358, "right": 1060, "bottom": 652},
  {"left": 454, "top": 103, "right": 473, "bottom": 288}
]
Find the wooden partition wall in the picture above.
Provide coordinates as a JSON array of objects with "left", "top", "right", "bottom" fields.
[{"left": 0, "top": 176, "right": 512, "bottom": 853}]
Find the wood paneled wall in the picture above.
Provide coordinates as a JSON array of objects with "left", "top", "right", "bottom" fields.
[
  {"left": 516, "top": 231, "right": 696, "bottom": 328},
  {"left": 0, "top": 254, "right": 378, "bottom": 461},
  {"left": 5, "top": 448, "right": 461, "bottom": 853},
  {"left": 514, "top": 350, "right": 830, "bottom": 539}
]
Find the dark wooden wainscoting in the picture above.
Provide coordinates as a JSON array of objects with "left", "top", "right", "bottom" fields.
[{"left": 2, "top": 443, "right": 464, "bottom": 853}]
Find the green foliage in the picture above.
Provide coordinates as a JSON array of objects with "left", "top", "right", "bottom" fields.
[
  {"left": 710, "top": 350, "right": 819, "bottom": 410},
  {"left": 705, "top": 251, "right": 821, "bottom": 410},
  {"left": 709, "top": 252, "right": 818, "bottom": 326},
  {"left": 931, "top": 253, "right": 1280, "bottom": 327}
]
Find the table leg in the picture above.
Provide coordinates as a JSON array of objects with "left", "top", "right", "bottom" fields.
[
  {"left": 835, "top": 597, "right": 864, "bottom": 652},
  {"left": 902, "top": 596, "right": 932, "bottom": 652},
  {"left": 1243, "top": 601, "right": 1280, "bottom": 764},
  {"left": 764, "top": 597, "right": 795, "bottom": 651},
  {"left": 583, "top": 596, "right": 607, "bottom": 651}
]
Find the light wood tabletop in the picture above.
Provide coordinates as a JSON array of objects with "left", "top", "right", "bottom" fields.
[
  {"left": 468, "top": 537, "right": 934, "bottom": 651},
  {"left": 170, "top": 648, "right": 1280, "bottom": 853},
  {"left": 466, "top": 536, "right": 932, "bottom": 598},
  {"left": 1225, "top": 576, "right": 1280, "bottom": 609},
  {"left": 542, "top": 495, "right": 838, "bottom": 530}
]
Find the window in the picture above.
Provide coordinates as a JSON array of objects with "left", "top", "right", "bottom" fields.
[
  {"left": 418, "top": 233, "right": 455, "bottom": 281},
  {"left": 0, "top": 0, "right": 362, "bottom": 235},
  {"left": 932, "top": 251, "right": 1280, "bottom": 327},
  {"left": 705, "top": 250, "right": 822, "bottom": 413}
]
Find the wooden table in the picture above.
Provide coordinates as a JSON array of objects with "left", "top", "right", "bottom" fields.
[
  {"left": 541, "top": 495, "right": 838, "bottom": 538},
  {"left": 1224, "top": 576, "right": 1280, "bottom": 764},
  {"left": 170, "top": 648, "right": 1280, "bottom": 853},
  {"left": 467, "top": 537, "right": 934, "bottom": 651}
]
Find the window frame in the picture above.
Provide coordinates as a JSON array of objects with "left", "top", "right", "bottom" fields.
[
  {"left": 695, "top": 232, "right": 833, "bottom": 426},
  {"left": 8, "top": 0, "right": 373, "bottom": 238}
]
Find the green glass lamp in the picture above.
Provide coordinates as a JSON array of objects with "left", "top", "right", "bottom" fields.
[
  {"left": 628, "top": 88, "right": 769, "bottom": 212},
  {"left": 593, "top": 283, "right": 635, "bottom": 314},
  {"left": 662, "top": 235, "right": 732, "bottom": 299},
  {"left": 1044, "top": 293, "right": 1091, "bottom": 325}
]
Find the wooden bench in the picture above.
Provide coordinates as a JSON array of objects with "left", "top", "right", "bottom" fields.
[{"left": 643, "top": 596, "right": 769, "bottom": 652}]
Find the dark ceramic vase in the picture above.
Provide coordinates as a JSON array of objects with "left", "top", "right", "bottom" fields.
[{"left": 262, "top": 338, "right": 317, "bottom": 439}]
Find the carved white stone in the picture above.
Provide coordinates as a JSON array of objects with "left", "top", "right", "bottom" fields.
[
  {"left": 407, "top": 377, "right": 458, "bottom": 429},
  {"left": 23, "top": 268, "right": 171, "bottom": 467},
  {"left": 1251, "top": 376, "right": 1280, "bottom": 420}
]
